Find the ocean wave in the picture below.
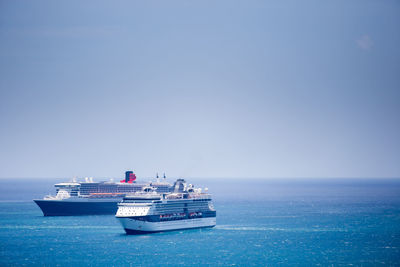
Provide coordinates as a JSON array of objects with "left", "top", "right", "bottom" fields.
[
  {"left": 216, "top": 225, "right": 347, "bottom": 232},
  {"left": 257, "top": 215, "right": 299, "bottom": 218},
  {"left": 0, "top": 225, "right": 120, "bottom": 230}
]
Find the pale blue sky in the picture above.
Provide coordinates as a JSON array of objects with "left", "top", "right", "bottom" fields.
[{"left": 0, "top": 0, "right": 399, "bottom": 179}]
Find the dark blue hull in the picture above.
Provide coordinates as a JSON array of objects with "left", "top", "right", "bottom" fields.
[
  {"left": 124, "top": 225, "right": 216, "bottom": 235},
  {"left": 34, "top": 199, "right": 120, "bottom": 216}
]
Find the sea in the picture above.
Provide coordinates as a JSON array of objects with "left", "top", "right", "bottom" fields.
[{"left": 0, "top": 178, "right": 399, "bottom": 266}]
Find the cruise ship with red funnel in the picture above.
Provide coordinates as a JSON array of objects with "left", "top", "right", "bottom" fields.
[{"left": 34, "top": 171, "right": 171, "bottom": 216}]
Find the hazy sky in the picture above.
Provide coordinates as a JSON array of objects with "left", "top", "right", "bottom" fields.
[{"left": 0, "top": 0, "right": 399, "bottom": 179}]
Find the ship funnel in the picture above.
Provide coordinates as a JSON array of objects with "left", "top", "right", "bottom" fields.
[{"left": 125, "top": 171, "right": 133, "bottom": 183}]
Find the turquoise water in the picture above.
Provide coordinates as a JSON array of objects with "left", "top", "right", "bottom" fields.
[{"left": 0, "top": 178, "right": 399, "bottom": 266}]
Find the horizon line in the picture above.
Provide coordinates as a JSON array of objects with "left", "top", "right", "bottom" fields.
[{"left": 0, "top": 176, "right": 399, "bottom": 180}]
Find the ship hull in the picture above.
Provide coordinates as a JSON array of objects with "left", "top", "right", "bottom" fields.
[
  {"left": 117, "top": 216, "right": 216, "bottom": 234},
  {"left": 34, "top": 199, "right": 121, "bottom": 216}
]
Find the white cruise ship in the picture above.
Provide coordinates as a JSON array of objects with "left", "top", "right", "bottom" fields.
[{"left": 116, "top": 179, "right": 216, "bottom": 234}]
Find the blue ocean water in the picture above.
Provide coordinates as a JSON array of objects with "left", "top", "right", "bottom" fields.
[{"left": 0, "top": 178, "right": 399, "bottom": 266}]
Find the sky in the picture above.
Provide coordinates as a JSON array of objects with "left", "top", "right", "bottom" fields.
[{"left": 0, "top": 0, "right": 399, "bottom": 179}]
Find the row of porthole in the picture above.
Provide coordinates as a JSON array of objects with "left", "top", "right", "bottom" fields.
[
  {"left": 123, "top": 210, "right": 147, "bottom": 212},
  {"left": 121, "top": 210, "right": 147, "bottom": 214}
]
